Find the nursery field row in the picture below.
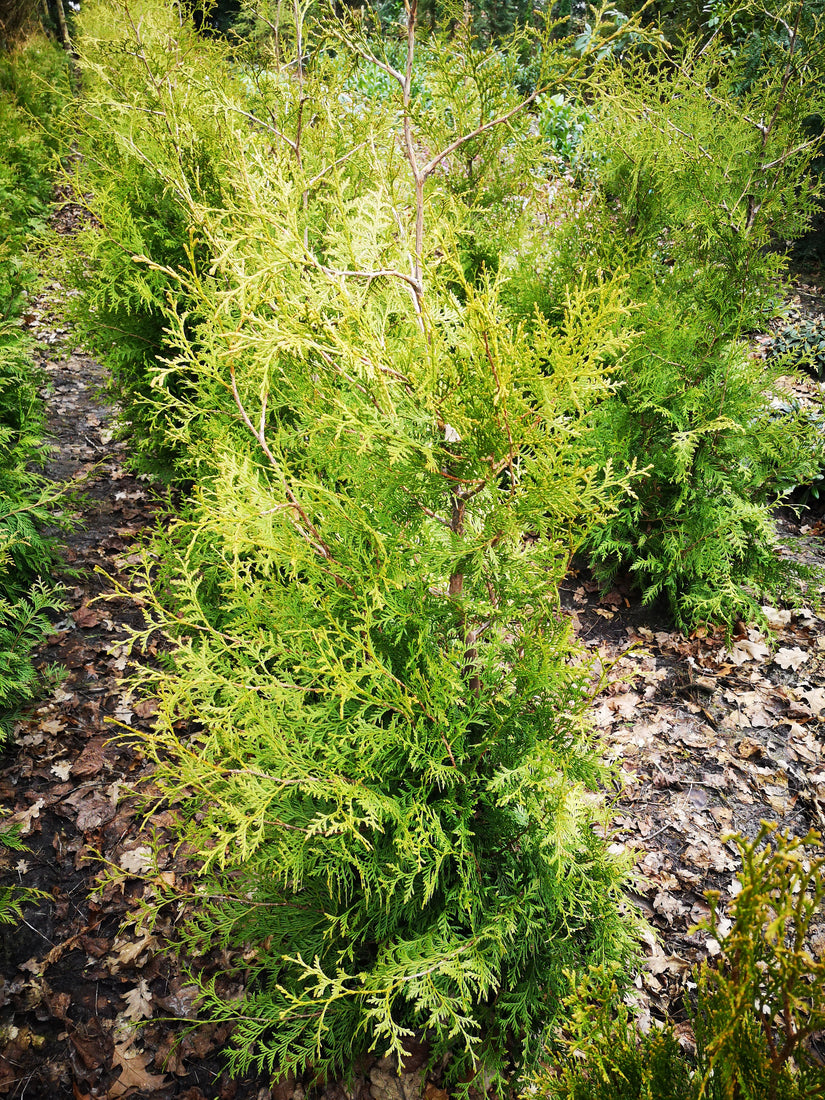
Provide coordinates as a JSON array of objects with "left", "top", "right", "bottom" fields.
[{"left": 1, "top": 1, "right": 824, "bottom": 1096}]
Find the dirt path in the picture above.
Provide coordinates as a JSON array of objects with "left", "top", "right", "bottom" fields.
[
  {"left": 0, "top": 287, "right": 271, "bottom": 1099},
  {"left": 0, "top": 272, "right": 823, "bottom": 1094}
]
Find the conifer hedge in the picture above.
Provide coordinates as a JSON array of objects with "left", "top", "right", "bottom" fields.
[{"left": 0, "top": 37, "right": 69, "bottom": 734}]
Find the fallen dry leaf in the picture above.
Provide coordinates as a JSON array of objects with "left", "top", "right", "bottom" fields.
[
  {"left": 122, "top": 979, "right": 153, "bottom": 1022},
  {"left": 425, "top": 1085, "right": 449, "bottom": 1100},
  {"left": 76, "top": 796, "right": 117, "bottom": 832},
  {"left": 108, "top": 1041, "right": 168, "bottom": 1097},
  {"left": 71, "top": 740, "right": 108, "bottom": 778},
  {"left": 736, "top": 737, "right": 763, "bottom": 759},
  {"left": 74, "top": 602, "right": 103, "bottom": 628},
  {"left": 761, "top": 605, "right": 792, "bottom": 629},
  {"left": 9, "top": 799, "right": 45, "bottom": 836},
  {"left": 131, "top": 698, "right": 159, "bottom": 719},
  {"left": 728, "top": 638, "right": 770, "bottom": 665},
  {"left": 773, "top": 646, "right": 808, "bottom": 671},
  {"left": 801, "top": 687, "right": 825, "bottom": 715},
  {"left": 609, "top": 692, "right": 641, "bottom": 718},
  {"left": 119, "top": 847, "right": 153, "bottom": 876},
  {"left": 110, "top": 933, "right": 158, "bottom": 970},
  {"left": 653, "top": 891, "right": 688, "bottom": 924}
]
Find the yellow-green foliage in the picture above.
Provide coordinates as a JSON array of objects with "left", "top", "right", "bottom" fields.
[
  {"left": 63, "top": 0, "right": 825, "bottom": 1087},
  {"left": 535, "top": 825, "right": 825, "bottom": 1099},
  {"left": 0, "top": 36, "right": 69, "bottom": 733},
  {"left": 70, "top": 0, "right": 648, "bottom": 1088},
  {"left": 533, "top": 14, "right": 825, "bottom": 628}
]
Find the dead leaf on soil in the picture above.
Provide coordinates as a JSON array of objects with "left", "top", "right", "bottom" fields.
[
  {"left": 74, "top": 602, "right": 104, "bottom": 628},
  {"left": 761, "top": 605, "right": 792, "bottom": 629},
  {"left": 9, "top": 799, "right": 45, "bottom": 836},
  {"left": 425, "top": 1085, "right": 449, "bottom": 1100},
  {"left": 773, "top": 646, "right": 809, "bottom": 671},
  {"left": 122, "top": 979, "right": 153, "bottom": 1022},
  {"left": 801, "top": 688, "right": 825, "bottom": 715},
  {"left": 131, "top": 698, "right": 159, "bottom": 719},
  {"left": 110, "top": 933, "right": 158, "bottom": 970},
  {"left": 609, "top": 692, "right": 641, "bottom": 718},
  {"left": 71, "top": 740, "right": 108, "bottom": 778},
  {"left": 736, "top": 737, "right": 763, "bottom": 759},
  {"left": 653, "top": 891, "right": 688, "bottom": 924},
  {"left": 728, "top": 638, "right": 770, "bottom": 665},
  {"left": 108, "top": 1041, "right": 168, "bottom": 1098},
  {"left": 640, "top": 927, "right": 689, "bottom": 975},
  {"left": 592, "top": 701, "right": 614, "bottom": 728},
  {"left": 119, "top": 847, "right": 153, "bottom": 875},
  {"left": 75, "top": 795, "right": 116, "bottom": 833}
]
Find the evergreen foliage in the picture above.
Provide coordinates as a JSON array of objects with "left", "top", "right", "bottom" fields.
[
  {"left": 0, "top": 810, "right": 45, "bottom": 924},
  {"left": 0, "top": 37, "right": 69, "bottom": 318},
  {"left": 60, "top": 5, "right": 231, "bottom": 475},
  {"left": 61, "top": 0, "right": 825, "bottom": 1086},
  {"left": 0, "top": 328, "right": 64, "bottom": 734},
  {"left": 770, "top": 318, "right": 825, "bottom": 380},
  {"left": 535, "top": 825, "right": 825, "bottom": 1099},
  {"left": 0, "top": 36, "right": 69, "bottom": 732},
  {"left": 532, "top": 16, "right": 825, "bottom": 627},
  {"left": 70, "top": 0, "right": 646, "bottom": 1087}
]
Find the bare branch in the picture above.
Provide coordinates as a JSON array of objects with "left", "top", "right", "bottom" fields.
[
  {"left": 223, "top": 104, "right": 298, "bottom": 154},
  {"left": 422, "top": 87, "right": 541, "bottom": 180},
  {"left": 481, "top": 330, "right": 516, "bottom": 499},
  {"left": 303, "top": 142, "right": 370, "bottom": 192},
  {"left": 229, "top": 361, "right": 346, "bottom": 576}
]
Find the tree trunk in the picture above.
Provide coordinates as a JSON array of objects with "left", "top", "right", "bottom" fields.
[{"left": 51, "top": 0, "right": 71, "bottom": 53}]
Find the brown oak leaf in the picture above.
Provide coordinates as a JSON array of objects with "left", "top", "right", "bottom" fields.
[{"left": 108, "top": 1041, "right": 168, "bottom": 1098}]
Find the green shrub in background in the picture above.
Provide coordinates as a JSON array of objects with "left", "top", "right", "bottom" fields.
[
  {"left": 536, "top": 824, "right": 825, "bottom": 1100},
  {"left": 530, "top": 15, "right": 825, "bottom": 629},
  {"left": 769, "top": 318, "right": 825, "bottom": 380},
  {"left": 0, "top": 328, "right": 64, "bottom": 734},
  {"left": 59, "top": 6, "right": 231, "bottom": 478},
  {"left": 0, "top": 37, "right": 70, "bottom": 319},
  {"left": 0, "top": 36, "right": 69, "bottom": 732},
  {"left": 71, "top": 0, "right": 649, "bottom": 1088}
]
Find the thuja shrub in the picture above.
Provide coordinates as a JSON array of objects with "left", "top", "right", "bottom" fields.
[
  {"left": 60, "top": 0, "right": 237, "bottom": 476},
  {"left": 0, "top": 35, "right": 70, "bottom": 319},
  {"left": 534, "top": 10, "right": 825, "bottom": 629},
  {"left": 79, "top": 0, "right": 647, "bottom": 1087},
  {"left": 535, "top": 824, "right": 825, "bottom": 1099},
  {"left": 0, "top": 39, "right": 68, "bottom": 732},
  {"left": 0, "top": 328, "right": 64, "bottom": 733}
]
